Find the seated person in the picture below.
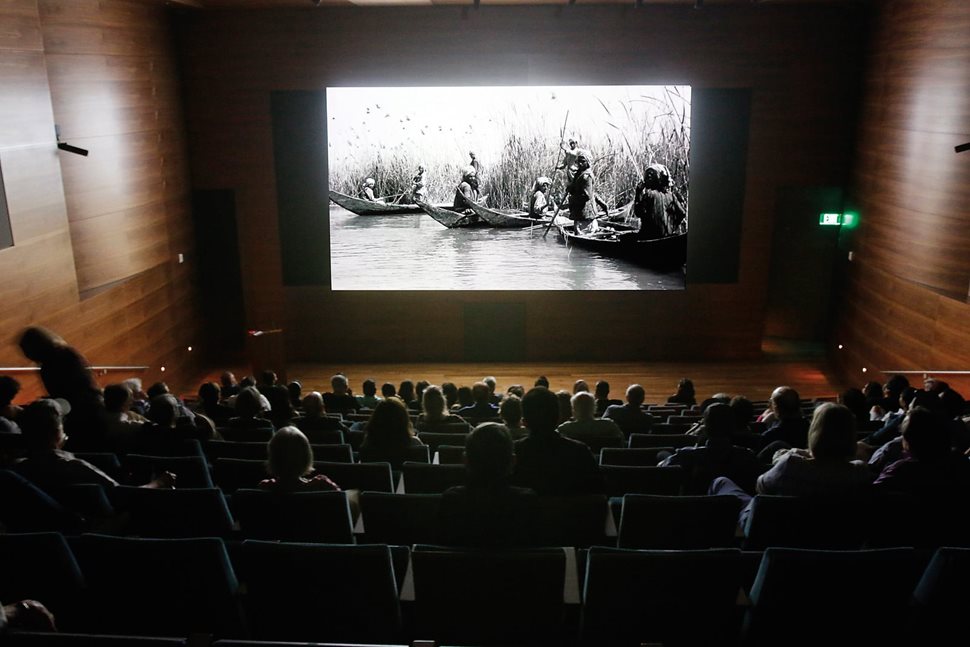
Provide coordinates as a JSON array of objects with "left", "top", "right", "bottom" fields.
[
  {"left": 603, "top": 384, "right": 654, "bottom": 435},
  {"left": 265, "top": 384, "right": 299, "bottom": 430},
  {"left": 355, "top": 379, "right": 382, "bottom": 410},
  {"left": 760, "top": 386, "right": 809, "bottom": 450},
  {"left": 322, "top": 374, "right": 361, "bottom": 415},
  {"left": 0, "top": 376, "right": 22, "bottom": 433},
  {"left": 499, "top": 394, "right": 528, "bottom": 440},
  {"left": 0, "top": 599, "right": 57, "bottom": 633},
  {"left": 667, "top": 378, "right": 697, "bottom": 406},
  {"left": 593, "top": 380, "right": 622, "bottom": 418},
  {"left": 557, "top": 392, "right": 625, "bottom": 452},
  {"left": 295, "top": 391, "right": 349, "bottom": 441},
  {"left": 220, "top": 371, "right": 240, "bottom": 399},
  {"left": 512, "top": 387, "right": 604, "bottom": 496},
  {"left": 660, "top": 403, "right": 764, "bottom": 495},
  {"left": 358, "top": 398, "right": 425, "bottom": 469},
  {"left": 197, "top": 381, "right": 235, "bottom": 425},
  {"left": 259, "top": 426, "right": 340, "bottom": 492},
  {"left": 143, "top": 394, "right": 215, "bottom": 444},
  {"left": 457, "top": 382, "right": 500, "bottom": 421},
  {"left": 225, "top": 387, "right": 275, "bottom": 439},
  {"left": 14, "top": 399, "right": 173, "bottom": 491},
  {"left": 416, "top": 385, "right": 470, "bottom": 433},
  {"left": 101, "top": 383, "right": 146, "bottom": 453},
  {"left": 438, "top": 423, "right": 540, "bottom": 547}
]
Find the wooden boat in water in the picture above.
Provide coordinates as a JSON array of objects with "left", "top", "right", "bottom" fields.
[
  {"left": 417, "top": 201, "right": 490, "bottom": 229},
  {"left": 558, "top": 224, "right": 687, "bottom": 269},
  {"left": 467, "top": 201, "right": 549, "bottom": 228},
  {"left": 329, "top": 190, "right": 425, "bottom": 216}
]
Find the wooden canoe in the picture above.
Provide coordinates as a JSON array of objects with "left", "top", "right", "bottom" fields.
[
  {"left": 417, "top": 201, "right": 490, "bottom": 229},
  {"left": 558, "top": 224, "right": 687, "bottom": 269},
  {"left": 329, "top": 190, "right": 425, "bottom": 215},
  {"left": 467, "top": 201, "right": 549, "bottom": 228}
]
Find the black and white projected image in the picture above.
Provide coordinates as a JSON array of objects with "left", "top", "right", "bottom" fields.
[{"left": 327, "top": 85, "right": 690, "bottom": 291}]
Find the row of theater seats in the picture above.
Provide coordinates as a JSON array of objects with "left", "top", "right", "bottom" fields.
[{"left": 2, "top": 531, "right": 967, "bottom": 646}]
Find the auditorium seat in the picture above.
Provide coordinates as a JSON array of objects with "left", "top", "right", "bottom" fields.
[
  {"left": 240, "top": 541, "right": 401, "bottom": 642},
  {"left": 410, "top": 544, "right": 569, "bottom": 644},
  {"left": 582, "top": 547, "right": 742, "bottom": 646},
  {"left": 212, "top": 458, "right": 267, "bottom": 493},
  {"left": 107, "top": 486, "right": 234, "bottom": 538},
  {"left": 912, "top": 547, "right": 970, "bottom": 645},
  {"left": 651, "top": 422, "right": 693, "bottom": 434},
  {"left": 72, "top": 453, "right": 121, "bottom": 479},
  {"left": 122, "top": 454, "right": 213, "bottom": 489},
  {"left": 0, "top": 431, "right": 26, "bottom": 463},
  {"left": 312, "top": 461, "right": 394, "bottom": 492},
  {"left": 0, "top": 532, "right": 85, "bottom": 632},
  {"left": 417, "top": 431, "right": 469, "bottom": 455},
  {"left": 231, "top": 489, "right": 353, "bottom": 543},
  {"left": 0, "top": 470, "right": 81, "bottom": 533},
  {"left": 628, "top": 433, "right": 696, "bottom": 449},
  {"left": 299, "top": 427, "right": 344, "bottom": 445},
  {"left": 129, "top": 438, "right": 204, "bottom": 459},
  {"left": 744, "top": 547, "right": 918, "bottom": 647},
  {"left": 436, "top": 444, "right": 466, "bottom": 464},
  {"left": 6, "top": 633, "right": 186, "bottom": 646},
  {"left": 599, "top": 447, "right": 672, "bottom": 466},
  {"left": 536, "top": 495, "right": 611, "bottom": 548},
  {"left": 617, "top": 494, "right": 742, "bottom": 549},
  {"left": 204, "top": 440, "right": 265, "bottom": 461},
  {"left": 600, "top": 465, "right": 684, "bottom": 497},
  {"left": 359, "top": 491, "right": 442, "bottom": 544},
  {"left": 742, "top": 495, "right": 869, "bottom": 550},
  {"left": 310, "top": 443, "right": 354, "bottom": 463},
  {"left": 218, "top": 427, "right": 273, "bottom": 443},
  {"left": 51, "top": 483, "right": 115, "bottom": 519},
  {"left": 68, "top": 534, "right": 244, "bottom": 638},
  {"left": 344, "top": 428, "right": 365, "bottom": 450},
  {"left": 401, "top": 462, "right": 466, "bottom": 493}
]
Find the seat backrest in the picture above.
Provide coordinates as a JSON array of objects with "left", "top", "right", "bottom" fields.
[
  {"left": 231, "top": 489, "right": 353, "bottom": 543},
  {"left": 122, "top": 454, "right": 213, "bottom": 489},
  {"left": 628, "top": 433, "right": 696, "bottom": 449},
  {"left": 240, "top": 541, "right": 401, "bottom": 643},
  {"left": 72, "top": 452, "right": 121, "bottom": 479},
  {"left": 416, "top": 431, "right": 470, "bottom": 454},
  {"left": 0, "top": 469, "right": 81, "bottom": 533},
  {"left": 301, "top": 428, "right": 344, "bottom": 445},
  {"left": 402, "top": 462, "right": 466, "bottom": 494},
  {"left": 618, "top": 494, "right": 742, "bottom": 549},
  {"left": 69, "top": 533, "right": 243, "bottom": 638},
  {"left": 652, "top": 422, "right": 693, "bottom": 435},
  {"left": 359, "top": 491, "right": 442, "bottom": 544},
  {"left": 0, "top": 532, "right": 85, "bottom": 631},
  {"left": 411, "top": 544, "right": 567, "bottom": 644},
  {"left": 205, "top": 441, "right": 267, "bottom": 461},
  {"left": 310, "top": 443, "right": 353, "bottom": 463},
  {"left": 582, "top": 546, "right": 742, "bottom": 646},
  {"left": 219, "top": 426, "right": 273, "bottom": 443},
  {"left": 213, "top": 458, "right": 267, "bottom": 493},
  {"left": 344, "top": 428, "right": 365, "bottom": 450},
  {"left": 599, "top": 446, "right": 672, "bottom": 466},
  {"left": 536, "top": 495, "right": 610, "bottom": 548},
  {"left": 436, "top": 444, "right": 466, "bottom": 464},
  {"left": 743, "top": 495, "right": 869, "bottom": 550},
  {"left": 4, "top": 632, "right": 187, "bottom": 646},
  {"left": 600, "top": 465, "right": 685, "bottom": 497},
  {"left": 131, "top": 438, "right": 204, "bottom": 458},
  {"left": 108, "top": 486, "right": 234, "bottom": 538},
  {"left": 312, "top": 461, "right": 394, "bottom": 492},
  {"left": 402, "top": 443, "right": 430, "bottom": 463}
]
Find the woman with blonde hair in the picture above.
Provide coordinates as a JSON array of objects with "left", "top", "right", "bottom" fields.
[
  {"left": 416, "top": 385, "right": 470, "bottom": 433},
  {"left": 259, "top": 426, "right": 339, "bottom": 492}
]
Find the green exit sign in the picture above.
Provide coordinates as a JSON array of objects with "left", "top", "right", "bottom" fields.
[{"left": 819, "top": 213, "right": 842, "bottom": 226}]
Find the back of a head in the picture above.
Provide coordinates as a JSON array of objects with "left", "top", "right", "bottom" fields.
[
  {"left": 259, "top": 370, "right": 278, "bottom": 387},
  {"left": 570, "top": 391, "right": 596, "bottom": 421},
  {"left": 422, "top": 385, "right": 447, "bottom": 420},
  {"left": 770, "top": 386, "right": 801, "bottom": 419},
  {"left": 302, "top": 391, "right": 324, "bottom": 416},
  {"left": 471, "top": 382, "right": 490, "bottom": 404},
  {"left": 235, "top": 386, "right": 262, "bottom": 418},
  {"left": 330, "top": 374, "right": 349, "bottom": 394},
  {"left": 18, "top": 326, "right": 64, "bottom": 363},
  {"left": 838, "top": 388, "right": 868, "bottom": 420},
  {"left": 910, "top": 390, "right": 942, "bottom": 413},
  {"left": 807, "top": 403, "right": 857, "bottom": 460},
  {"left": 146, "top": 382, "right": 170, "bottom": 400},
  {"left": 104, "top": 384, "right": 133, "bottom": 412},
  {"left": 902, "top": 406, "right": 950, "bottom": 461},
  {"left": 675, "top": 378, "right": 695, "bottom": 398},
  {"left": 534, "top": 376, "right": 550, "bottom": 389},
  {"left": 287, "top": 381, "right": 302, "bottom": 403},
  {"left": 594, "top": 380, "right": 610, "bottom": 399},
  {"left": 625, "top": 384, "right": 646, "bottom": 407},
  {"left": 381, "top": 382, "right": 396, "bottom": 398},
  {"left": 365, "top": 398, "right": 413, "bottom": 446},
  {"left": 442, "top": 382, "right": 458, "bottom": 407},
  {"left": 506, "top": 384, "right": 525, "bottom": 399},
  {"left": 573, "top": 380, "right": 589, "bottom": 394},
  {"left": 198, "top": 382, "right": 220, "bottom": 405},
  {"left": 398, "top": 380, "right": 415, "bottom": 403},
  {"left": 0, "top": 375, "right": 21, "bottom": 408},
  {"left": 500, "top": 394, "right": 522, "bottom": 428},
  {"left": 465, "top": 423, "right": 514, "bottom": 485},
  {"left": 362, "top": 379, "right": 377, "bottom": 397},
  {"left": 885, "top": 374, "right": 910, "bottom": 398},
  {"left": 522, "top": 387, "right": 560, "bottom": 435},
  {"left": 704, "top": 403, "right": 735, "bottom": 442},
  {"left": 483, "top": 376, "right": 497, "bottom": 393},
  {"left": 20, "top": 400, "right": 64, "bottom": 450},
  {"left": 729, "top": 396, "right": 754, "bottom": 429},
  {"left": 147, "top": 394, "right": 179, "bottom": 428},
  {"left": 456, "top": 386, "right": 474, "bottom": 407},
  {"left": 267, "top": 426, "right": 313, "bottom": 480},
  {"left": 938, "top": 388, "right": 966, "bottom": 419},
  {"left": 220, "top": 371, "right": 236, "bottom": 388},
  {"left": 266, "top": 385, "right": 293, "bottom": 419},
  {"left": 240, "top": 376, "right": 256, "bottom": 388}
]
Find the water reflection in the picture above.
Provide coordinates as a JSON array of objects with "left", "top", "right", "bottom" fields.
[{"left": 329, "top": 207, "right": 685, "bottom": 291}]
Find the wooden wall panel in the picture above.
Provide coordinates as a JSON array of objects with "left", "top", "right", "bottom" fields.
[
  {"left": 178, "top": 4, "right": 868, "bottom": 363},
  {"left": 833, "top": 0, "right": 970, "bottom": 391},
  {"left": 0, "top": 1, "right": 204, "bottom": 401}
]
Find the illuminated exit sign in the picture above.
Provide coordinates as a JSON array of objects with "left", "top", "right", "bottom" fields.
[{"left": 819, "top": 213, "right": 842, "bottom": 226}]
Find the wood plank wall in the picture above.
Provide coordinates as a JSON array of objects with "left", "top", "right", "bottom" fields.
[
  {"left": 0, "top": 0, "right": 203, "bottom": 399},
  {"left": 832, "top": 0, "right": 970, "bottom": 395},
  {"left": 176, "top": 4, "right": 868, "bottom": 364}
]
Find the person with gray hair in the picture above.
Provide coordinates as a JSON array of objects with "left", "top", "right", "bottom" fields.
[
  {"left": 259, "top": 426, "right": 339, "bottom": 492},
  {"left": 603, "top": 384, "right": 654, "bottom": 436},
  {"left": 557, "top": 391, "right": 625, "bottom": 453},
  {"left": 323, "top": 373, "right": 360, "bottom": 415}
]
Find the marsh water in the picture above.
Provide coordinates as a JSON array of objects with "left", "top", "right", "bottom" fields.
[{"left": 329, "top": 206, "right": 686, "bottom": 291}]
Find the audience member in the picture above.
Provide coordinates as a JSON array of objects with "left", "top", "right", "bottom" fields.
[
  {"left": 197, "top": 381, "right": 234, "bottom": 424},
  {"left": 397, "top": 380, "right": 417, "bottom": 409},
  {"left": 287, "top": 381, "right": 303, "bottom": 410},
  {"left": 512, "top": 387, "right": 603, "bottom": 496},
  {"left": 457, "top": 382, "right": 500, "bottom": 421},
  {"left": 0, "top": 376, "right": 22, "bottom": 433},
  {"left": 417, "top": 385, "right": 470, "bottom": 433},
  {"left": 323, "top": 374, "right": 361, "bottom": 415},
  {"left": 453, "top": 386, "right": 474, "bottom": 411},
  {"left": 259, "top": 426, "right": 340, "bottom": 492},
  {"left": 220, "top": 371, "right": 240, "bottom": 399},
  {"left": 257, "top": 370, "right": 278, "bottom": 394},
  {"left": 225, "top": 386, "right": 275, "bottom": 439},
  {"left": 603, "top": 384, "right": 654, "bottom": 435},
  {"left": 660, "top": 403, "right": 763, "bottom": 494},
  {"left": 265, "top": 384, "right": 299, "bottom": 430},
  {"left": 411, "top": 380, "right": 430, "bottom": 412},
  {"left": 359, "top": 398, "right": 424, "bottom": 469},
  {"left": 121, "top": 378, "right": 149, "bottom": 417},
  {"left": 381, "top": 382, "right": 397, "bottom": 399},
  {"left": 506, "top": 384, "right": 526, "bottom": 399},
  {"left": 667, "top": 378, "right": 697, "bottom": 406},
  {"left": 483, "top": 376, "right": 501, "bottom": 405},
  {"left": 760, "top": 386, "right": 809, "bottom": 449},
  {"left": 294, "top": 392, "right": 349, "bottom": 441},
  {"left": 871, "top": 374, "right": 910, "bottom": 420},
  {"left": 438, "top": 423, "right": 540, "bottom": 547},
  {"left": 441, "top": 382, "right": 459, "bottom": 409},
  {"left": 102, "top": 383, "right": 146, "bottom": 452},
  {"left": 555, "top": 389, "right": 573, "bottom": 425},
  {"left": 534, "top": 376, "right": 550, "bottom": 389},
  {"left": 18, "top": 326, "right": 105, "bottom": 450},
  {"left": 0, "top": 600, "right": 57, "bottom": 633},
  {"left": 499, "top": 394, "right": 527, "bottom": 440},
  {"left": 356, "top": 378, "right": 382, "bottom": 409},
  {"left": 557, "top": 392, "right": 625, "bottom": 452},
  {"left": 573, "top": 380, "right": 590, "bottom": 394},
  {"left": 838, "top": 387, "right": 870, "bottom": 427},
  {"left": 593, "top": 380, "right": 622, "bottom": 417}
]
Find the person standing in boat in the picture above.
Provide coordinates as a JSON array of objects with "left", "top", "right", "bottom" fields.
[
  {"left": 632, "top": 164, "right": 686, "bottom": 240},
  {"left": 454, "top": 167, "right": 480, "bottom": 213},
  {"left": 566, "top": 154, "right": 608, "bottom": 234},
  {"left": 469, "top": 151, "right": 482, "bottom": 178},
  {"left": 557, "top": 137, "right": 590, "bottom": 183},
  {"left": 410, "top": 165, "right": 427, "bottom": 203},
  {"left": 528, "top": 176, "right": 556, "bottom": 218},
  {"left": 359, "top": 177, "right": 383, "bottom": 203}
]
